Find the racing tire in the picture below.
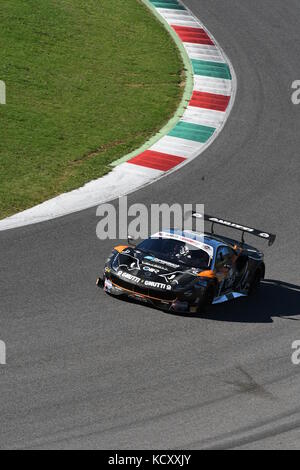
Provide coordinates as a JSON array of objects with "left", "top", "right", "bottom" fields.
[
  {"left": 196, "top": 287, "right": 215, "bottom": 314},
  {"left": 248, "top": 268, "right": 263, "bottom": 296}
]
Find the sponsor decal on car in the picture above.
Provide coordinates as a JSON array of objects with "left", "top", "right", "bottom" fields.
[
  {"left": 144, "top": 256, "right": 180, "bottom": 269},
  {"left": 117, "top": 271, "right": 142, "bottom": 284},
  {"left": 209, "top": 218, "right": 255, "bottom": 233},
  {"left": 116, "top": 269, "right": 171, "bottom": 291},
  {"left": 144, "top": 280, "right": 172, "bottom": 290},
  {"left": 143, "top": 266, "right": 160, "bottom": 274},
  {"left": 142, "top": 260, "right": 169, "bottom": 272},
  {"left": 152, "top": 231, "right": 214, "bottom": 258}
]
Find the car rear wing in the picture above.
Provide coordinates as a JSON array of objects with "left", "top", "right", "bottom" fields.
[{"left": 192, "top": 213, "right": 276, "bottom": 246}]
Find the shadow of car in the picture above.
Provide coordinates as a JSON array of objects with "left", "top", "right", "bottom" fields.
[{"left": 198, "top": 279, "right": 300, "bottom": 323}]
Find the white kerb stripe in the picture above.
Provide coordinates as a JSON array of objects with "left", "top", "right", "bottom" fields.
[
  {"left": 156, "top": 9, "right": 202, "bottom": 28},
  {"left": 150, "top": 135, "right": 204, "bottom": 159},
  {"left": 181, "top": 106, "right": 226, "bottom": 128},
  {"left": 184, "top": 44, "right": 224, "bottom": 63},
  {"left": 193, "top": 75, "right": 232, "bottom": 96}
]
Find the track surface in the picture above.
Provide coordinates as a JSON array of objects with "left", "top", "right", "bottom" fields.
[{"left": 1, "top": 0, "right": 300, "bottom": 449}]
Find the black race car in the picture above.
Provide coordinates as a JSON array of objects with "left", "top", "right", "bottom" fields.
[{"left": 96, "top": 214, "right": 276, "bottom": 314}]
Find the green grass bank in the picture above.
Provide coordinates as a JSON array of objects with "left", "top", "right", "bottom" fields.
[{"left": 0, "top": 0, "right": 184, "bottom": 218}]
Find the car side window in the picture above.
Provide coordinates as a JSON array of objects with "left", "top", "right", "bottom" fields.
[{"left": 215, "top": 246, "right": 235, "bottom": 270}]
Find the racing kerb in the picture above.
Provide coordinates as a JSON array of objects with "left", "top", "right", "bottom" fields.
[
  {"left": 127, "top": 0, "right": 236, "bottom": 171},
  {"left": 0, "top": 0, "right": 236, "bottom": 231}
]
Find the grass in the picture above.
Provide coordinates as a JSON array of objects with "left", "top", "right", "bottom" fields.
[{"left": 0, "top": 0, "right": 184, "bottom": 219}]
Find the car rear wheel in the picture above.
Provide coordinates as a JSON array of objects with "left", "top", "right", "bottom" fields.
[{"left": 248, "top": 269, "right": 263, "bottom": 295}]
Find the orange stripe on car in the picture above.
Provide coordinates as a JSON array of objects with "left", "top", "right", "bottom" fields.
[
  {"left": 114, "top": 245, "right": 129, "bottom": 253},
  {"left": 198, "top": 270, "right": 216, "bottom": 279}
]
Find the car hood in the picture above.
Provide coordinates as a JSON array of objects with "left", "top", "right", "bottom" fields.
[{"left": 111, "top": 248, "right": 207, "bottom": 288}]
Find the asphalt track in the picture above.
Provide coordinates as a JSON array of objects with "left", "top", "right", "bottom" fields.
[{"left": 0, "top": 0, "right": 300, "bottom": 450}]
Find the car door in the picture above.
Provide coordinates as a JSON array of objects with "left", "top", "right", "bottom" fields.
[{"left": 214, "top": 246, "right": 237, "bottom": 295}]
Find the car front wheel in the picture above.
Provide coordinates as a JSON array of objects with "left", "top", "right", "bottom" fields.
[{"left": 196, "top": 286, "right": 215, "bottom": 313}]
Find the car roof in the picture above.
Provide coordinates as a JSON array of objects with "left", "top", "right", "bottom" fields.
[
  {"left": 161, "top": 229, "right": 259, "bottom": 253},
  {"left": 160, "top": 229, "right": 224, "bottom": 251}
]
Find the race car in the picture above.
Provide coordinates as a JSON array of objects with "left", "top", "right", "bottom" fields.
[{"left": 96, "top": 214, "right": 276, "bottom": 314}]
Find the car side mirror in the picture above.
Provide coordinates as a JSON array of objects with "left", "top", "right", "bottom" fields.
[{"left": 128, "top": 235, "right": 136, "bottom": 247}]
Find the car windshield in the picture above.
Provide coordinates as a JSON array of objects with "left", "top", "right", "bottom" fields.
[{"left": 137, "top": 237, "right": 211, "bottom": 268}]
